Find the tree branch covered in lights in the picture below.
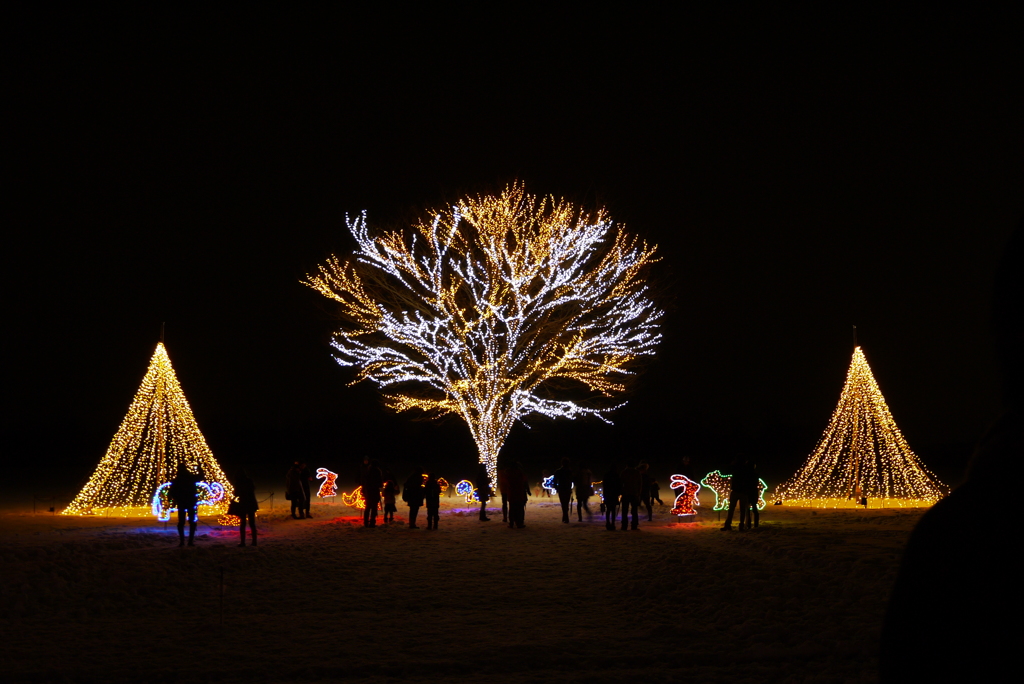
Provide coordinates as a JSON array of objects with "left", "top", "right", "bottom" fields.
[
  {"left": 775, "top": 346, "right": 947, "bottom": 508},
  {"left": 306, "top": 184, "right": 662, "bottom": 488}
]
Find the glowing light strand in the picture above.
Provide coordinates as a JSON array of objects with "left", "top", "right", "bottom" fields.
[
  {"left": 305, "top": 184, "right": 662, "bottom": 492},
  {"left": 62, "top": 343, "right": 233, "bottom": 516},
  {"left": 775, "top": 346, "right": 947, "bottom": 508}
]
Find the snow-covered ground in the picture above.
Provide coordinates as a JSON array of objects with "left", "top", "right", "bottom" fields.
[{"left": 0, "top": 492, "right": 925, "bottom": 683}]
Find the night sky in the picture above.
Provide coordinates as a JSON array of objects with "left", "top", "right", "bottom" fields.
[{"left": 7, "top": 10, "right": 1022, "bottom": 492}]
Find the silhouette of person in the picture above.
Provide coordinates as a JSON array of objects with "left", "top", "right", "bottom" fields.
[
  {"left": 575, "top": 462, "right": 594, "bottom": 522},
  {"left": 650, "top": 479, "right": 664, "bottom": 506},
  {"left": 298, "top": 461, "right": 313, "bottom": 518},
  {"left": 880, "top": 223, "right": 1023, "bottom": 682},
  {"left": 286, "top": 461, "right": 306, "bottom": 519},
  {"left": 497, "top": 456, "right": 510, "bottom": 523},
  {"left": 234, "top": 469, "right": 259, "bottom": 547},
  {"left": 744, "top": 461, "right": 761, "bottom": 529},
  {"left": 602, "top": 463, "right": 622, "bottom": 531},
  {"left": 476, "top": 462, "right": 492, "bottom": 521},
  {"left": 360, "top": 457, "right": 383, "bottom": 527},
  {"left": 553, "top": 457, "right": 574, "bottom": 523},
  {"left": 638, "top": 462, "right": 654, "bottom": 521},
  {"left": 382, "top": 478, "right": 399, "bottom": 523},
  {"left": 721, "top": 457, "right": 752, "bottom": 531},
  {"left": 619, "top": 463, "right": 642, "bottom": 530},
  {"left": 169, "top": 464, "right": 202, "bottom": 547},
  {"left": 424, "top": 473, "right": 442, "bottom": 530},
  {"left": 505, "top": 461, "right": 529, "bottom": 528},
  {"left": 403, "top": 469, "right": 425, "bottom": 529}
]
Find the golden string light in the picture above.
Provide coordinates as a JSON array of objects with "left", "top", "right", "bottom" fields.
[
  {"left": 306, "top": 183, "right": 662, "bottom": 490},
  {"left": 62, "top": 343, "right": 232, "bottom": 517},
  {"left": 775, "top": 346, "right": 946, "bottom": 508}
]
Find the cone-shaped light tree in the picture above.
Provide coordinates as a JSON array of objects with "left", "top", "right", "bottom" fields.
[
  {"left": 775, "top": 346, "right": 946, "bottom": 508},
  {"left": 63, "top": 342, "right": 232, "bottom": 516},
  {"left": 306, "top": 184, "right": 662, "bottom": 488}
]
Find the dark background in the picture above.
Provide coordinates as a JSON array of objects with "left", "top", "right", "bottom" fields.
[{"left": 5, "top": 9, "right": 1022, "bottom": 496}]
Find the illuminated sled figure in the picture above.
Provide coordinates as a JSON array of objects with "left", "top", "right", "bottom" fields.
[
  {"left": 316, "top": 468, "right": 338, "bottom": 498},
  {"left": 669, "top": 474, "right": 700, "bottom": 516},
  {"left": 701, "top": 471, "right": 767, "bottom": 511},
  {"left": 455, "top": 479, "right": 480, "bottom": 504},
  {"left": 152, "top": 481, "right": 225, "bottom": 522},
  {"left": 340, "top": 486, "right": 382, "bottom": 510}
]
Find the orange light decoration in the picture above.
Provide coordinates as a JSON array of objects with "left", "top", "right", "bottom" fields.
[
  {"left": 340, "top": 486, "right": 382, "bottom": 510},
  {"left": 669, "top": 474, "right": 700, "bottom": 516},
  {"left": 775, "top": 346, "right": 947, "bottom": 508},
  {"left": 701, "top": 471, "right": 768, "bottom": 511},
  {"left": 341, "top": 486, "right": 366, "bottom": 509},
  {"left": 316, "top": 468, "right": 338, "bottom": 498},
  {"left": 305, "top": 184, "right": 662, "bottom": 495},
  {"left": 62, "top": 342, "right": 232, "bottom": 517},
  {"left": 218, "top": 514, "right": 241, "bottom": 526},
  {"left": 437, "top": 477, "right": 450, "bottom": 493}
]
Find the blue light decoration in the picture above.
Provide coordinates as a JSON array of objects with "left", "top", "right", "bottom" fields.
[
  {"left": 700, "top": 471, "right": 768, "bottom": 511},
  {"left": 541, "top": 475, "right": 556, "bottom": 495},
  {"left": 455, "top": 479, "right": 480, "bottom": 503},
  {"left": 669, "top": 474, "right": 701, "bottom": 516},
  {"left": 152, "top": 481, "right": 225, "bottom": 522}
]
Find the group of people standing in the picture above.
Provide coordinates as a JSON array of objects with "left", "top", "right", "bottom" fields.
[
  {"left": 593, "top": 461, "right": 661, "bottom": 531},
  {"left": 168, "top": 464, "right": 259, "bottom": 548},
  {"left": 720, "top": 457, "right": 760, "bottom": 531}
]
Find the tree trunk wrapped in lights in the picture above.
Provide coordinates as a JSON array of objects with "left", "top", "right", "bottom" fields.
[
  {"left": 62, "top": 342, "right": 232, "bottom": 516},
  {"left": 775, "top": 346, "right": 946, "bottom": 508},
  {"left": 306, "top": 184, "right": 662, "bottom": 489}
]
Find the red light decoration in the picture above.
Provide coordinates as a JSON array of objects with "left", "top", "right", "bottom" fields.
[
  {"left": 317, "top": 468, "right": 339, "bottom": 498},
  {"left": 670, "top": 474, "right": 701, "bottom": 516}
]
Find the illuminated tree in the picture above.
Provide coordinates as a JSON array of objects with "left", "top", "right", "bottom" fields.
[
  {"left": 775, "top": 346, "right": 946, "bottom": 508},
  {"left": 63, "top": 342, "right": 232, "bottom": 516},
  {"left": 306, "top": 184, "right": 662, "bottom": 489}
]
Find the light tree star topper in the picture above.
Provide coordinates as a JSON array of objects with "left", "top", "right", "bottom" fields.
[{"left": 306, "top": 184, "right": 662, "bottom": 488}]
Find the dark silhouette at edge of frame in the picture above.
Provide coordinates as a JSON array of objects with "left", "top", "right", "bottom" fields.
[{"left": 879, "top": 221, "right": 1023, "bottom": 681}]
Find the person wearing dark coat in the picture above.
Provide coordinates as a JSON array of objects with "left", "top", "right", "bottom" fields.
[
  {"left": 403, "top": 469, "right": 425, "bottom": 529},
  {"left": 476, "top": 462, "right": 492, "bottom": 521},
  {"left": 298, "top": 461, "right": 313, "bottom": 518},
  {"left": 169, "top": 464, "right": 202, "bottom": 547},
  {"left": 619, "top": 463, "right": 642, "bottom": 530},
  {"left": 424, "top": 473, "right": 442, "bottom": 530},
  {"left": 234, "top": 469, "right": 259, "bottom": 547},
  {"left": 602, "top": 464, "right": 622, "bottom": 531},
  {"left": 744, "top": 461, "right": 761, "bottom": 529},
  {"left": 575, "top": 463, "right": 594, "bottom": 522},
  {"left": 552, "top": 457, "right": 574, "bottom": 523},
  {"left": 286, "top": 462, "right": 306, "bottom": 519},
  {"left": 504, "top": 462, "right": 529, "bottom": 528},
  {"left": 382, "top": 478, "right": 399, "bottom": 523},
  {"left": 721, "top": 457, "right": 752, "bottom": 531},
  {"left": 360, "top": 458, "right": 383, "bottom": 527},
  {"left": 638, "top": 462, "right": 654, "bottom": 521},
  {"left": 879, "top": 223, "right": 1023, "bottom": 682}
]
